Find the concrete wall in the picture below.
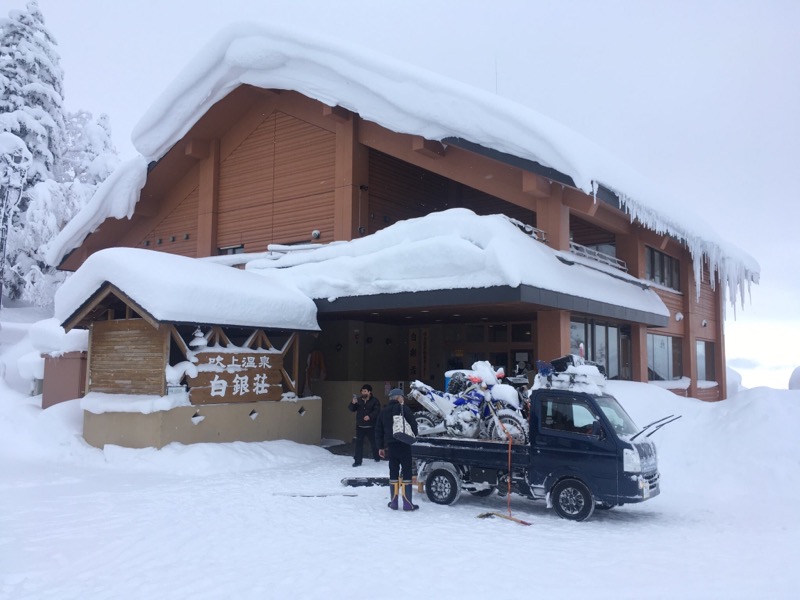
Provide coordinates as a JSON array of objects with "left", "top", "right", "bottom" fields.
[
  {"left": 314, "top": 380, "right": 404, "bottom": 443},
  {"left": 83, "top": 397, "right": 322, "bottom": 449}
]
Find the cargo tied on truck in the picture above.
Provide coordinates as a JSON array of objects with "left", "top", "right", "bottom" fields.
[{"left": 411, "top": 355, "right": 677, "bottom": 521}]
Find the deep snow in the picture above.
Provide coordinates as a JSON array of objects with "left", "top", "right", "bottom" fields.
[{"left": 2, "top": 307, "right": 799, "bottom": 600}]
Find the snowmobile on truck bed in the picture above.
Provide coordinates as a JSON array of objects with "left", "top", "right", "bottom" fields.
[{"left": 412, "top": 355, "right": 679, "bottom": 521}]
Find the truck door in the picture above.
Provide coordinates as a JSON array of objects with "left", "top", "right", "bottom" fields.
[{"left": 530, "top": 392, "right": 619, "bottom": 503}]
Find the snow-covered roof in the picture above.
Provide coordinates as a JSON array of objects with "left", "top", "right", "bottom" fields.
[
  {"left": 238, "top": 208, "right": 669, "bottom": 320},
  {"left": 54, "top": 247, "right": 319, "bottom": 331},
  {"left": 46, "top": 22, "right": 758, "bottom": 308}
]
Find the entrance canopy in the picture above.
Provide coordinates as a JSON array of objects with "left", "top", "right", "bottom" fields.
[{"left": 242, "top": 209, "right": 669, "bottom": 326}]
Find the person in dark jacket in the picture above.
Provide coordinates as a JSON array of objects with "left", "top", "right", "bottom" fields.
[
  {"left": 375, "top": 388, "right": 420, "bottom": 510},
  {"left": 348, "top": 384, "right": 381, "bottom": 466}
]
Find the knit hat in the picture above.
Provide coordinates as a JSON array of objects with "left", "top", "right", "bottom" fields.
[
  {"left": 361, "top": 384, "right": 372, "bottom": 392},
  {"left": 388, "top": 388, "right": 404, "bottom": 399}
]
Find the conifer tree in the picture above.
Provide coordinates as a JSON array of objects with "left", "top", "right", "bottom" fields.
[{"left": 0, "top": 1, "right": 118, "bottom": 305}]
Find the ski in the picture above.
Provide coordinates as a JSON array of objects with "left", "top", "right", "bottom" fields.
[
  {"left": 477, "top": 511, "right": 532, "bottom": 526},
  {"left": 341, "top": 476, "right": 391, "bottom": 488},
  {"left": 273, "top": 492, "right": 358, "bottom": 497}
]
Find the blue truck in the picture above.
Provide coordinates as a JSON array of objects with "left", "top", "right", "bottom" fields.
[{"left": 412, "top": 386, "right": 664, "bottom": 521}]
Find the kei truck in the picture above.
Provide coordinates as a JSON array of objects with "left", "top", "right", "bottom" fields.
[{"left": 412, "top": 367, "right": 671, "bottom": 521}]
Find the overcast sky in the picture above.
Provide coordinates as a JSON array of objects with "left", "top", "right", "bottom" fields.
[{"left": 29, "top": 0, "right": 800, "bottom": 388}]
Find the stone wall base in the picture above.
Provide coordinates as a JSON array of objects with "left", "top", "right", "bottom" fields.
[{"left": 83, "top": 398, "right": 322, "bottom": 449}]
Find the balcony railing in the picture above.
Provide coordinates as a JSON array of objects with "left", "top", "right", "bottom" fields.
[{"left": 569, "top": 241, "right": 627, "bottom": 271}]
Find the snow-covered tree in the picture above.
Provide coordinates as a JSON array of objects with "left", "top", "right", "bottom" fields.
[
  {"left": 0, "top": 0, "right": 65, "bottom": 186},
  {"left": 0, "top": 2, "right": 118, "bottom": 306},
  {"left": 59, "top": 110, "right": 117, "bottom": 185}
]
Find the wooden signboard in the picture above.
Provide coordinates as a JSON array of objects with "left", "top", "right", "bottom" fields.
[{"left": 187, "top": 351, "right": 285, "bottom": 404}]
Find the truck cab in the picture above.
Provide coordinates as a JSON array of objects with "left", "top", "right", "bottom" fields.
[{"left": 528, "top": 388, "right": 659, "bottom": 519}]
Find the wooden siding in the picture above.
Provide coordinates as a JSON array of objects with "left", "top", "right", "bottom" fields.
[
  {"left": 367, "top": 150, "right": 536, "bottom": 233},
  {"left": 140, "top": 186, "right": 199, "bottom": 255},
  {"left": 694, "top": 263, "right": 719, "bottom": 333},
  {"left": 217, "top": 111, "right": 336, "bottom": 250},
  {"left": 89, "top": 319, "right": 165, "bottom": 395},
  {"left": 652, "top": 287, "right": 685, "bottom": 336}
]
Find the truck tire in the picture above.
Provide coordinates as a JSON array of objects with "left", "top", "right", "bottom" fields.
[
  {"left": 551, "top": 479, "right": 595, "bottom": 521},
  {"left": 425, "top": 469, "right": 460, "bottom": 505},
  {"left": 487, "top": 409, "right": 529, "bottom": 444}
]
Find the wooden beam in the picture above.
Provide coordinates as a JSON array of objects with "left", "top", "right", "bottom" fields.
[
  {"left": 562, "top": 187, "right": 599, "bottom": 216},
  {"left": 196, "top": 139, "right": 219, "bottom": 257},
  {"left": 411, "top": 136, "right": 446, "bottom": 159},
  {"left": 323, "top": 104, "right": 350, "bottom": 123},
  {"left": 521, "top": 171, "right": 551, "bottom": 198},
  {"left": 185, "top": 139, "right": 210, "bottom": 160},
  {"left": 168, "top": 325, "right": 192, "bottom": 362}
]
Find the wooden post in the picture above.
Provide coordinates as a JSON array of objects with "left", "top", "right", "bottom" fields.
[{"left": 196, "top": 139, "right": 220, "bottom": 257}]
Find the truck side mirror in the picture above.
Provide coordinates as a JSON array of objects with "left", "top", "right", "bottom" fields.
[{"left": 591, "top": 420, "right": 604, "bottom": 439}]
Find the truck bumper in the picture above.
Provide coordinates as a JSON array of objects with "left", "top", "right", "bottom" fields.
[{"left": 619, "top": 469, "right": 660, "bottom": 504}]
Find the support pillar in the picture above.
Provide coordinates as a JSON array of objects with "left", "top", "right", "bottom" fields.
[{"left": 536, "top": 310, "right": 571, "bottom": 363}]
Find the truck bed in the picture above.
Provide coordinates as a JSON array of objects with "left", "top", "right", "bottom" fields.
[{"left": 412, "top": 436, "right": 530, "bottom": 470}]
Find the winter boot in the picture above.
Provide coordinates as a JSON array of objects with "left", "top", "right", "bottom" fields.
[
  {"left": 387, "top": 480, "right": 399, "bottom": 510},
  {"left": 401, "top": 481, "right": 419, "bottom": 511}
]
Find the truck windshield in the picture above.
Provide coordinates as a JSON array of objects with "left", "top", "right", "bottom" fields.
[{"left": 594, "top": 395, "right": 640, "bottom": 437}]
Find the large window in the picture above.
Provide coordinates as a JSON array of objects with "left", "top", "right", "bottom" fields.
[
  {"left": 646, "top": 247, "right": 681, "bottom": 291},
  {"left": 570, "top": 319, "right": 624, "bottom": 379},
  {"left": 696, "top": 340, "right": 716, "bottom": 381},
  {"left": 647, "top": 333, "right": 682, "bottom": 380}
]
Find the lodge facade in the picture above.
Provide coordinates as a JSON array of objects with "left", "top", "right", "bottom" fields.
[{"left": 55, "top": 81, "right": 727, "bottom": 430}]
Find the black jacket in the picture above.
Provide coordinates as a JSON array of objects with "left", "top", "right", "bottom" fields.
[
  {"left": 375, "top": 399, "right": 419, "bottom": 448},
  {"left": 348, "top": 394, "right": 381, "bottom": 428}
]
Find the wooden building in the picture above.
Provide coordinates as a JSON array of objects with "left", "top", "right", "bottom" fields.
[{"left": 47, "top": 28, "right": 758, "bottom": 445}]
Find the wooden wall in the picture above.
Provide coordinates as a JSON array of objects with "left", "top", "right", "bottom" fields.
[
  {"left": 89, "top": 319, "right": 166, "bottom": 395},
  {"left": 216, "top": 111, "right": 336, "bottom": 250},
  {"left": 140, "top": 186, "right": 199, "bottom": 256}
]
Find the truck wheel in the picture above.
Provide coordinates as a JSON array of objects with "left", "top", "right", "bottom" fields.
[
  {"left": 426, "top": 469, "right": 460, "bottom": 505},
  {"left": 488, "top": 409, "right": 529, "bottom": 444},
  {"left": 551, "top": 479, "right": 595, "bottom": 521},
  {"left": 414, "top": 411, "right": 440, "bottom": 431}
]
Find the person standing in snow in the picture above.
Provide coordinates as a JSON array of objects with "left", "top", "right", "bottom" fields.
[
  {"left": 348, "top": 384, "right": 381, "bottom": 466},
  {"left": 375, "top": 388, "right": 419, "bottom": 510}
]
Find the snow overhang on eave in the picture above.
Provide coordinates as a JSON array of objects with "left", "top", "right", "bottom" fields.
[{"left": 314, "top": 285, "right": 669, "bottom": 327}]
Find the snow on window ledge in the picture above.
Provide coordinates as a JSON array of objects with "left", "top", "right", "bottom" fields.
[
  {"left": 648, "top": 376, "right": 691, "bottom": 390},
  {"left": 697, "top": 379, "right": 719, "bottom": 389}
]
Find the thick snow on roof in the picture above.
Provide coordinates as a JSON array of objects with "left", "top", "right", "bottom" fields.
[
  {"left": 47, "top": 22, "right": 758, "bottom": 308},
  {"left": 240, "top": 209, "right": 669, "bottom": 318},
  {"left": 54, "top": 248, "right": 319, "bottom": 331}
]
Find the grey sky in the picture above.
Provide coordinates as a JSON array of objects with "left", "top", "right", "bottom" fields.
[{"left": 31, "top": 0, "right": 800, "bottom": 386}]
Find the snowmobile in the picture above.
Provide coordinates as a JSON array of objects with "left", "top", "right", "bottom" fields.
[{"left": 408, "top": 361, "right": 529, "bottom": 443}]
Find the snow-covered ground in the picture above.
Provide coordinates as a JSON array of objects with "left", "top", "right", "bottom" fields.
[{"left": 2, "top": 308, "right": 799, "bottom": 599}]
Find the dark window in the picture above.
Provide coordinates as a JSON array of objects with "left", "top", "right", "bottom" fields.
[
  {"left": 541, "top": 397, "right": 596, "bottom": 435},
  {"left": 647, "top": 333, "right": 683, "bottom": 380},
  {"left": 218, "top": 245, "right": 244, "bottom": 255},
  {"left": 697, "top": 340, "right": 716, "bottom": 381},
  {"left": 645, "top": 247, "right": 681, "bottom": 291}
]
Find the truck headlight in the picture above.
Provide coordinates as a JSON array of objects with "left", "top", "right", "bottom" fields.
[{"left": 623, "top": 448, "right": 642, "bottom": 473}]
